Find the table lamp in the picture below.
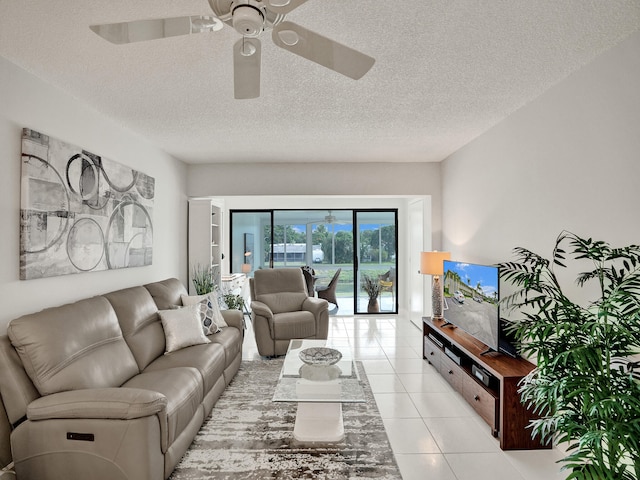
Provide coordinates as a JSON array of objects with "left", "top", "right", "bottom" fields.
[{"left": 420, "top": 251, "right": 451, "bottom": 320}]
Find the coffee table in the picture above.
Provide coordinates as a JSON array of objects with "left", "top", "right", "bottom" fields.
[{"left": 272, "top": 339, "right": 365, "bottom": 443}]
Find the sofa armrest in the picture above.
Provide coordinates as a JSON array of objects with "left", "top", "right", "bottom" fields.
[
  {"left": 221, "top": 308, "right": 244, "bottom": 332},
  {"left": 27, "top": 388, "right": 167, "bottom": 421},
  {"left": 250, "top": 301, "right": 273, "bottom": 320},
  {"left": 302, "top": 297, "right": 329, "bottom": 317}
]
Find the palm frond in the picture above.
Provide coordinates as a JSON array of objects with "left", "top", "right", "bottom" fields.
[{"left": 500, "top": 232, "right": 640, "bottom": 479}]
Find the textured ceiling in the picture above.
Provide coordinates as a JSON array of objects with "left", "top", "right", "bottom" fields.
[{"left": 1, "top": 1, "right": 639, "bottom": 164}]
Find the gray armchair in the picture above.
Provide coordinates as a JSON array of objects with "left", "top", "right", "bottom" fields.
[{"left": 250, "top": 268, "right": 329, "bottom": 357}]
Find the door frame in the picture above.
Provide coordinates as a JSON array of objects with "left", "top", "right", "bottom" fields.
[{"left": 353, "top": 209, "right": 398, "bottom": 314}]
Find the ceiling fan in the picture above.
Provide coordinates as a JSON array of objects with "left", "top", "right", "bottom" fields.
[
  {"left": 295, "top": 210, "right": 350, "bottom": 226},
  {"left": 90, "top": 0, "right": 375, "bottom": 99},
  {"left": 324, "top": 210, "right": 336, "bottom": 224},
  {"left": 324, "top": 210, "right": 351, "bottom": 225}
]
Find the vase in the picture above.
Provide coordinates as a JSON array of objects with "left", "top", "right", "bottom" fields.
[{"left": 367, "top": 298, "right": 379, "bottom": 313}]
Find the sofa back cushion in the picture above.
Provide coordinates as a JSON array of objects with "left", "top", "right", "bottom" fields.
[
  {"left": 7, "top": 297, "right": 139, "bottom": 396},
  {"left": 253, "top": 269, "right": 308, "bottom": 314},
  {"left": 145, "top": 278, "right": 188, "bottom": 310},
  {"left": 104, "top": 286, "right": 166, "bottom": 370}
]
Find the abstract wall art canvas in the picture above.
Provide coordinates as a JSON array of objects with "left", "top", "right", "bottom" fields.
[{"left": 20, "top": 128, "right": 155, "bottom": 280}]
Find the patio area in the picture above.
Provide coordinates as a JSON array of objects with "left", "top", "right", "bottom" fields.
[{"left": 309, "top": 265, "right": 397, "bottom": 315}]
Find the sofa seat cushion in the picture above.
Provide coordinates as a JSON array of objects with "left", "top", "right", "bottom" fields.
[
  {"left": 272, "top": 312, "right": 316, "bottom": 340},
  {"left": 8, "top": 297, "right": 139, "bottom": 396},
  {"left": 122, "top": 367, "right": 203, "bottom": 450},
  {"left": 207, "top": 328, "right": 242, "bottom": 368},
  {"left": 143, "top": 344, "right": 225, "bottom": 394}
]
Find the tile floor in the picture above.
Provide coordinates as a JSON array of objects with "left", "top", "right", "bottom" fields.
[{"left": 241, "top": 314, "right": 569, "bottom": 480}]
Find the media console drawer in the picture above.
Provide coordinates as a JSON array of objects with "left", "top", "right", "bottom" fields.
[
  {"left": 462, "top": 374, "right": 498, "bottom": 434},
  {"left": 440, "top": 355, "right": 463, "bottom": 392},
  {"left": 423, "top": 336, "right": 442, "bottom": 370}
]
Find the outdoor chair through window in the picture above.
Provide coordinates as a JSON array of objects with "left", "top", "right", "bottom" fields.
[
  {"left": 315, "top": 268, "right": 342, "bottom": 312},
  {"left": 379, "top": 267, "right": 396, "bottom": 306}
]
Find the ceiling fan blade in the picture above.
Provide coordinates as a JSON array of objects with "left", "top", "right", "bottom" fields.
[
  {"left": 265, "top": 0, "right": 310, "bottom": 14},
  {"left": 272, "top": 21, "right": 375, "bottom": 80},
  {"left": 234, "top": 38, "right": 261, "bottom": 99},
  {"left": 90, "top": 15, "right": 223, "bottom": 45}
]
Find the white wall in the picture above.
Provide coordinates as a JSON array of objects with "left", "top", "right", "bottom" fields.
[
  {"left": 188, "top": 162, "right": 441, "bottom": 316},
  {"left": 441, "top": 30, "right": 640, "bottom": 303},
  {"left": 0, "top": 58, "right": 189, "bottom": 332},
  {"left": 188, "top": 161, "right": 443, "bottom": 248}
]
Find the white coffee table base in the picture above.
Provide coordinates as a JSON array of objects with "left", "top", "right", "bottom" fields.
[{"left": 293, "top": 402, "right": 344, "bottom": 443}]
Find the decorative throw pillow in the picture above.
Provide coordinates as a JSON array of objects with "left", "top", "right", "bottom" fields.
[
  {"left": 181, "top": 293, "right": 228, "bottom": 331},
  {"left": 158, "top": 304, "right": 211, "bottom": 354},
  {"left": 198, "top": 296, "right": 221, "bottom": 335},
  {"left": 169, "top": 299, "right": 220, "bottom": 335}
]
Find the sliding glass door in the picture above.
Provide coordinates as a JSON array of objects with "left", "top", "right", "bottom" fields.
[
  {"left": 230, "top": 209, "right": 397, "bottom": 314},
  {"left": 355, "top": 210, "right": 398, "bottom": 314}
]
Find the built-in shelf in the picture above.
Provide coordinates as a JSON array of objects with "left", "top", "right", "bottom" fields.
[{"left": 188, "top": 199, "right": 223, "bottom": 294}]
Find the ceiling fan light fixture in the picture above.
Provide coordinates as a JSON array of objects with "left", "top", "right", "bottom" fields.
[
  {"left": 268, "top": 0, "right": 292, "bottom": 6},
  {"left": 232, "top": 3, "right": 265, "bottom": 38}
]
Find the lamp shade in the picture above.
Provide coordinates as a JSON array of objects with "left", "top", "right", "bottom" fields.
[{"left": 420, "top": 251, "right": 451, "bottom": 276}]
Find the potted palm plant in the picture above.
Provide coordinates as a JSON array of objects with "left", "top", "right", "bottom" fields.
[
  {"left": 498, "top": 231, "right": 640, "bottom": 479},
  {"left": 362, "top": 274, "right": 382, "bottom": 313}
]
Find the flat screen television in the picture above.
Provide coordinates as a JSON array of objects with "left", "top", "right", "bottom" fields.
[{"left": 442, "top": 260, "right": 500, "bottom": 352}]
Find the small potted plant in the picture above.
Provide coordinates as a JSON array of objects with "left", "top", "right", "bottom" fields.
[
  {"left": 191, "top": 264, "right": 217, "bottom": 295},
  {"left": 362, "top": 274, "right": 382, "bottom": 313},
  {"left": 221, "top": 292, "right": 245, "bottom": 311}
]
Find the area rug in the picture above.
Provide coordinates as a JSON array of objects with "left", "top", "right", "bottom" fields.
[{"left": 169, "top": 359, "right": 401, "bottom": 479}]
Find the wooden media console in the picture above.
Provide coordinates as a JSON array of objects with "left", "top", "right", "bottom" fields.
[{"left": 422, "top": 317, "right": 550, "bottom": 450}]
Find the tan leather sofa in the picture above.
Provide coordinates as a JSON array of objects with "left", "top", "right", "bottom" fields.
[
  {"left": 0, "top": 278, "right": 243, "bottom": 480},
  {"left": 250, "top": 268, "right": 329, "bottom": 357}
]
